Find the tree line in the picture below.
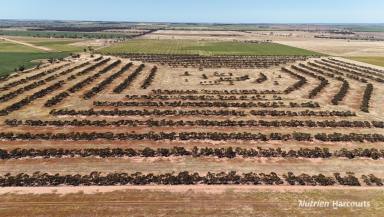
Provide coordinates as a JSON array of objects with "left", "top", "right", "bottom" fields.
[
  {"left": 125, "top": 94, "right": 279, "bottom": 101},
  {"left": 0, "top": 63, "right": 69, "bottom": 91},
  {"left": 0, "top": 131, "right": 383, "bottom": 142},
  {"left": 290, "top": 65, "right": 329, "bottom": 99},
  {"left": 360, "top": 83, "right": 373, "bottom": 113},
  {"left": 329, "top": 58, "right": 384, "bottom": 78},
  {"left": 321, "top": 59, "right": 384, "bottom": 83},
  {"left": 297, "top": 61, "right": 351, "bottom": 106},
  {"left": 0, "top": 61, "right": 90, "bottom": 103},
  {"left": 1, "top": 146, "right": 384, "bottom": 160},
  {"left": 49, "top": 108, "right": 355, "bottom": 117},
  {"left": 6, "top": 118, "right": 382, "bottom": 129},
  {"left": 151, "top": 89, "right": 282, "bottom": 95},
  {"left": 50, "top": 108, "right": 247, "bottom": 117},
  {"left": 45, "top": 59, "right": 120, "bottom": 107},
  {"left": 93, "top": 100, "right": 320, "bottom": 109},
  {"left": 0, "top": 81, "right": 65, "bottom": 116},
  {"left": 119, "top": 54, "right": 309, "bottom": 69},
  {"left": 314, "top": 60, "right": 369, "bottom": 83},
  {"left": 308, "top": 61, "right": 364, "bottom": 83},
  {"left": 281, "top": 67, "right": 307, "bottom": 94},
  {"left": 0, "top": 171, "right": 377, "bottom": 187},
  {"left": 141, "top": 66, "right": 158, "bottom": 89},
  {"left": 331, "top": 80, "right": 349, "bottom": 105},
  {"left": 113, "top": 64, "right": 145, "bottom": 93},
  {"left": 83, "top": 62, "right": 133, "bottom": 99}
]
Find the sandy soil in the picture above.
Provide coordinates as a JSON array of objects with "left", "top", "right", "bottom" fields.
[
  {"left": 1, "top": 185, "right": 384, "bottom": 195},
  {"left": 0, "top": 185, "right": 382, "bottom": 217},
  {"left": 0, "top": 53, "right": 383, "bottom": 211},
  {"left": 277, "top": 39, "right": 384, "bottom": 56},
  {"left": 70, "top": 39, "right": 118, "bottom": 48}
]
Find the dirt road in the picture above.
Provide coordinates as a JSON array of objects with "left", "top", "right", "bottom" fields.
[{"left": 0, "top": 36, "right": 52, "bottom": 52}]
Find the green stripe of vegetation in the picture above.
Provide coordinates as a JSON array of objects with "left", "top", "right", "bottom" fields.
[
  {"left": 0, "top": 52, "right": 71, "bottom": 77},
  {"left": 99, "top": 39, "right": 321, "bottom": 56},
  {"left": 347, "top": 56, "right": 384, "bottom": 68}
]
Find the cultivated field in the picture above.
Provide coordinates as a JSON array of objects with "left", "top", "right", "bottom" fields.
[
  {"left": 100, "top": 39, "right": 321, "bottom": 56},
  {"left": 349, "top": 56, "right": 384, "bottom": 67},
  {"left": 0, "top": 36, "right": 87, "bottom": 76},
  {"left": 145, "top": 30, "right": 384, "bottom": 61},
  {"left": 1, "top": 30, "right": 384, "bottom": 215}
]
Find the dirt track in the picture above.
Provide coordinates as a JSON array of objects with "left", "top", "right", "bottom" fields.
[{"left": 0, "top": 36, "right": 52, "bottom": 51}]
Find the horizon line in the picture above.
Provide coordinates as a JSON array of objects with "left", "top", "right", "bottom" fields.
[{"left": 0, "top": 18, "right": 383, "bottom": 25}]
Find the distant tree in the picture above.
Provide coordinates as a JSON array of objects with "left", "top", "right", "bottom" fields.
[{"left": 18, "top": 65, "right": 25, "bottom": 72}]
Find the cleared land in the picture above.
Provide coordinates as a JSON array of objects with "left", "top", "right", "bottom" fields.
[
  {"left": 0, "top": 187, "right": 382, "bottom": 217},
  {"left": 100, "top": 39, "right": 321, "bottom": 56},
  {"left": 277, "top": 39, "right": 384, "bottom": 57}
]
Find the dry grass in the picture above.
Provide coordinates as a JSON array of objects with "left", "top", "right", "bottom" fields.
[{"left": 0, "top": 187, "right": 383, "bottom": 217}]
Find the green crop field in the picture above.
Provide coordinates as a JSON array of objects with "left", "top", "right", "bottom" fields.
[
  {"left": 0, "top": 37, "right": 85, "bottom": 77},
  {"left": 0, "top": 40, "right": 40, "bottom": 53},
  {"left": 1, "top": 37, "right": 85, "bottom": 52},
  {"left": 348, "top": 56, "right": 384, "bottom": 67},
  {"left": 0, "top": 52, "right": 71, "bottom": 76},
  {"left": 30, "top": 40, "right": 84, "bottom": 52},
  {"left": 99, "top": 39, "right": 321, "bottom": 56}
]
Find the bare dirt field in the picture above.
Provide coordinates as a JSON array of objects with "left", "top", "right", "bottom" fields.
[
  {"left": 276, "top": 39, "right": 384, "bottom": 57},
  {"left": 0, "top": 187, "right": 383, "bottom": 217}
]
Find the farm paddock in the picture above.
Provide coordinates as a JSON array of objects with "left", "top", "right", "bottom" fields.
[
  {"left": 1, "top": 186, "right": 383, "bottom": 217},
  {"left": 1, "top": 50, "right": 384, "bottom": 215}
]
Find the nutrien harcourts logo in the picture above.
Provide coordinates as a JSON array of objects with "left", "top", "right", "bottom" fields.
[{"left": 298, "top": 200, "right": 371, "bottom": 209}]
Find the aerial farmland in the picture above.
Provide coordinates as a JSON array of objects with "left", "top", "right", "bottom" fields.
[{"left": 1, "top": 1, "right": 384, "bottom": 216}]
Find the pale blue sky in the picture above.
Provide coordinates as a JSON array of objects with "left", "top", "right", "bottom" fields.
[{"left": 0, "top": 0, "right": 383, "bottom": 23}]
